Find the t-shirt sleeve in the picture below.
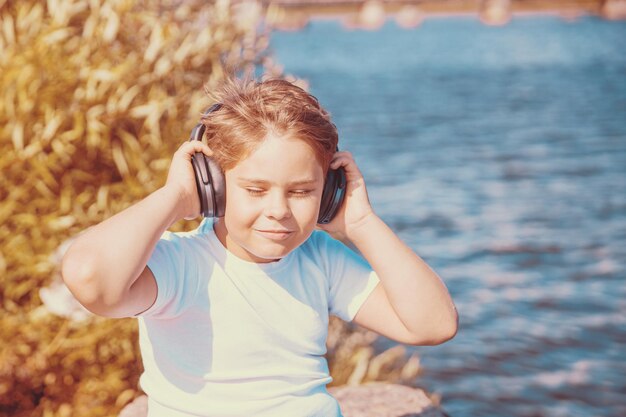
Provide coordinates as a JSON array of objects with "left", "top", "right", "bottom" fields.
[
  {"left": 136, "top": 231, "right": 203, "bottom": 319},
  {"left": 316, "top": 231, "right": 380, "bottom": 322}
]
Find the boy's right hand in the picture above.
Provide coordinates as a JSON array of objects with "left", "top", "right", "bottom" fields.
[{"left": 164, "top": 141, "right": 214, "bottom": 221}]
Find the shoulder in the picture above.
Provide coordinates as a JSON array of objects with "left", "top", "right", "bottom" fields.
[
  {"left": 152, "top": 219, "right": 215, "bottom": 261},
  {"left": 159, "top": 218, "right": 213, "bottom": 243}
]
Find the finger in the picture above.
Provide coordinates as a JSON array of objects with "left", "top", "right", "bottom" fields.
[
  {"left": 329, "top": 152, "right": 354, "bottom": 169},
  {"left": 330, "top": 153, "right": 358, "bottom": 171},
  {"left": 331, "top": 156, "right": 366, "bottom": 186},
  {"left": 178, "top": 141, "right": 213, "bottom": 157}
]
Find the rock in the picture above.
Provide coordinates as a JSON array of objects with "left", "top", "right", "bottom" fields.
[
  {"left": 480, "top": 0, "right": 511, "bottom": 26},
  {"left": 342, "top": 0, "right": 386, "bottom": 31},
  {"left": 602, "top": 0, "right": 626, "bottom": 20},
  {"left": 395, "top": 6, "right": 424, "bottom": 30},
  {"left": 329, "top": 383, "right": 446, "bottom": 417},
  {"left": 118, "top": 383, "right": 446, "bottom": 417},
  {"left": 118, "top": 395, "right": 147, "bottom": 417},
  {"left": 358, "top": 1, "right": 386, "bottom": 30}
]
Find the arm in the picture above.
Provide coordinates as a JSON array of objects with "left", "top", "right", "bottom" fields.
[
  {"left": 61, "top": 141, "right": 213, "bottom": 318},
  {"left": 319, "top": 152, "right": 458, "bottom": 346},
  {"left": 349, "top": 213, "right": 457, "bottom": 345}
]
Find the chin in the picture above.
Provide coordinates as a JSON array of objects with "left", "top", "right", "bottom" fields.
[{"left": 248, "top": 245, "right": 293, "bottom": 263}]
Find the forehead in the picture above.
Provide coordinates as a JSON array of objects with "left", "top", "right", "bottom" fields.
[{"left": 228, "top": 133, "right": 324, "bottom": 183}]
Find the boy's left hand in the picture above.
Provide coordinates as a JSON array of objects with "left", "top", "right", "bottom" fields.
[{"left": 317, "top": 151, "right": 376, "bottom": 241}]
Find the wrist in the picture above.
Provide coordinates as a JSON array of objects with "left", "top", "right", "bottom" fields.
[
  {"left": 345, "top": 211, "right": 378, "bottom": 242},
  {"left": 156, "top": 186, "right": 188, "bottom": 225}
]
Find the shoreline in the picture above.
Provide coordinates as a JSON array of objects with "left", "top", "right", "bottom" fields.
[
  {"left": 261, "top": 0, "right": 616, "bottom": 30},
  {"left": 269, "top": 0, "right": 602, "bottom": 16},
  {"left": 305, "top": 9, "right": 600, "bottom": 20}
]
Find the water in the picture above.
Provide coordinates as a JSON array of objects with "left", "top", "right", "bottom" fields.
[{"left": 270, "top": 15, "right": 626, "bottom": 417}]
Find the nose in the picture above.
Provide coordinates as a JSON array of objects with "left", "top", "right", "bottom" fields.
[{"left": 263, "top": 191, "right": 292, "bottom": 220}]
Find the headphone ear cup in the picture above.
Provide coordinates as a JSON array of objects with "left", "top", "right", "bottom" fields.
[
  {"left": 207, "top": 156, "right": 226, "bottom": 217},
  {"left": 188, "top": 104, "right": 225, "bottom": 218},
  {"left": 317, "top": 167, "right": 347, "bottom": 224},
  {"left": 190, "top": 152, "right": 226, "bottom": 218}
]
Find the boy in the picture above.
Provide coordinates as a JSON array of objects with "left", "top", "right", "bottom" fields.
[{"left": 62, "top": 77, "right": 458, "bottom": 417}]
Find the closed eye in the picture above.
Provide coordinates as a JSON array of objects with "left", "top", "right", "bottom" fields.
[
  {"left": 290, "top": 189, "right": 314, "bottom": 198},
  {"left": 246, "top": 188, "right": 265, "bottom": 196},
  {"left": 244, "top": 188, "right": 314, "bottom": 198}
]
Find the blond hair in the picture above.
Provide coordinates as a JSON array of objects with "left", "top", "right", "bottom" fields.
[{"left": 201, "top": 77, "right": 338, "bottom": 172}]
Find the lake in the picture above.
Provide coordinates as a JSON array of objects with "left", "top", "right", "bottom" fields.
[{"left": 270, "top": 15, "right": 626, "bottom": 417}]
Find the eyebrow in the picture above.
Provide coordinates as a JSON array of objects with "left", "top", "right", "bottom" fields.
[{"left": 237, "top": 178, "right": 318, "bottom": 186}]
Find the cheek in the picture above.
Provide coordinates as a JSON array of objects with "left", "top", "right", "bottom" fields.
[
  {"left": 292, "top": 198, "right": 322, "bottom": 223},
  {"left": 225, "top": 191, "right": 257, "bottom": 223}
]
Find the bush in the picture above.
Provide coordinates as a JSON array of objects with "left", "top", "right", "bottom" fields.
[{"left": 0, "top": 1, "right": 269, "bottom": 415}]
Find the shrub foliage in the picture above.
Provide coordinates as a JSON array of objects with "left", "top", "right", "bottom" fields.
[{"left": 0, "top": 1, "right": 268, "bottom": 415}]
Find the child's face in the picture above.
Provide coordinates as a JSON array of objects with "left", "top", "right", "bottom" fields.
[{"left": 213, "top": 133, "right": 325, "bottom": 263}]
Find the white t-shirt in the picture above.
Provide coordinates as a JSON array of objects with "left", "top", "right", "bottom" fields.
[{"left": 137, "top": 219, "right": 380, "bottom": 417}]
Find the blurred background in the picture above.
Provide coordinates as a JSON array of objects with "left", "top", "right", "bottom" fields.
[{"left": 1, "top": 1, "right": 625, "bottom": 416}]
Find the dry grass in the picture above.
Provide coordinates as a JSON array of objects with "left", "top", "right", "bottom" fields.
[
  {"left": 0, "top": 1, "right": 270, "bottom": 415},
  {"left": 326, "top": 317, "right": 421, "bottom": 388}
]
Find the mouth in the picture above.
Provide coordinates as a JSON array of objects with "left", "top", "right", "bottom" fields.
[{"left": 255, "top": 229, "right": 294, "bottom": 241}]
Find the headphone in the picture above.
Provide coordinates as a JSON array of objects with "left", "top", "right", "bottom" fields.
[{"left": 189, "top": 104, "right": 347, "bottom": 224}]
